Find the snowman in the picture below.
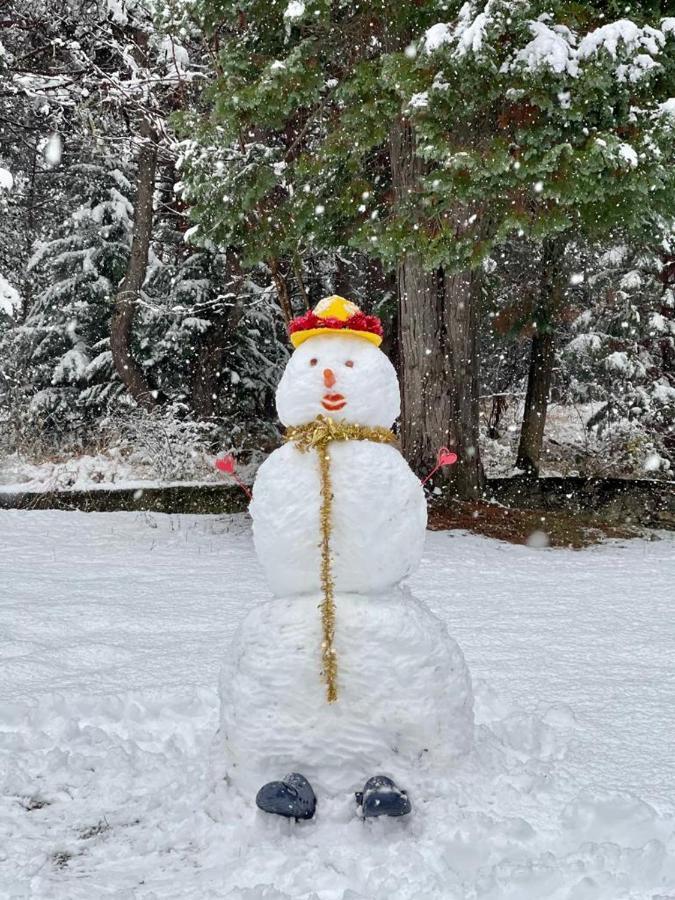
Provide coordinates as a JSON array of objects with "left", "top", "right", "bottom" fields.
[{"left": 218, "top": 296, "right": 473, "bottom": 820}]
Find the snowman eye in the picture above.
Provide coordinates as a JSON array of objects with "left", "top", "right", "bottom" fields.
[
  {"left": 309, "top": 358, "right": 318, "bottom": 367},
  {"left": 345, "top": 360, "right": 354, "bottom": 368}
]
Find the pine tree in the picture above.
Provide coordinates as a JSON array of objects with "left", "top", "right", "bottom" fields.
[
  {"left": 143, "top": 230, "right": 289, "bottom": 446},
  {"left": 562, "top": 234, "right": 675, "bottom": 473},
  {"left": 399, "top": 2, "right": 675, "bottom": 473},
  {"left": 170, "top": 1, "right": 489, "bottom": 494},
  {"left": 171, "top": 1, "right": 675, "bottom": 492},
  {"left": 1, "top": 159, "right": 133, "bottom": 452}
]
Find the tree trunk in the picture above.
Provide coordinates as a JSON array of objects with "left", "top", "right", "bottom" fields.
[
  {"left": 191, "top": 315, "right": 227, "bottom": 419},
  {"left": 515, "top": 237, "right": 566, "bottom": 475},
  {"left": 191, "top": 307, "right": 248, "bottom": 419},
  {"left": 444, "top": 267, "right": 485, "bottom": 497},
  {"left": 268, "top": 257, "right": 294, "bottom": 325},
  {"left": 110, "top": 119, "right": 159, "bottom": 412},
  {"left": 333, "top": 255, "right": 353, "bottom": 299},
  {"left": 390, "top": 116, "right": 484, "bottom": 497},
  {"left": 190, "top": 254, "right": 244, "bottom": 419},
  {"left": 397, "top": 257, "right": 452, "bottom": 475},
  {"left": 487, "top": 394, "right": 506, "bottom": 439}
]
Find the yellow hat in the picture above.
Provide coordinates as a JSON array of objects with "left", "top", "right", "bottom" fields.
[{"left": 288, "top": 295, "right": 383, "bottom": 348}]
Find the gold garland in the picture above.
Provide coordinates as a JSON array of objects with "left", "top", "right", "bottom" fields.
[{"left": 285, "top": 415, "right": 396, "bottom": 703}]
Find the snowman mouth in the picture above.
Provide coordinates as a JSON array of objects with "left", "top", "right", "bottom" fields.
[{"left": 322, "top": 393, "right": 346, "bottom": 411}]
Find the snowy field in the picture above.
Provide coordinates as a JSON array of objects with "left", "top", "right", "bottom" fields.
[{"left": 1, "top": 510, "right": 674, "bottom": 899}]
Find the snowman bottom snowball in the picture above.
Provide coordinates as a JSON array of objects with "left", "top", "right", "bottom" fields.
[{"left": 217, "top": 296, "right": 475, "bottom": 820}]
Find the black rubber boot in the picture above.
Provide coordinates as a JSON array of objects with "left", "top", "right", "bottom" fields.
[
  {"left": 355, "top": 775, "right": 411, "bottom": 819},
  {"left": 256, "top": 773, "right": 316, "bottom": 820}
]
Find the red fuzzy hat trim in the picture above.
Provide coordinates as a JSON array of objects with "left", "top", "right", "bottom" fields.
[{"left": 288, "top": 310, "right": 384, "bottom": 339}]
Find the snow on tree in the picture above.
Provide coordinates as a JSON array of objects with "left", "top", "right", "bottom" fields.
[
  {"left": 562, "top": 231, "right": 675, "bottom": 473},
  {"left": 395, "top": 1, "right": 675, "bottom": 474},
  {"left": 0, "top": 275, "right": 21, "bottom": 320},
  {"left": 0, "top": 0, "right": 286, "bottom": 463},
  {"left": 0, "top": 160, "right": 134, "bottom": 451}
]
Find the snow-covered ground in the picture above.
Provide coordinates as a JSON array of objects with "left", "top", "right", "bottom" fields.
[
  {"left": 1, "top": 511, "right": 674, "bottom": 899},
  {"left": 0, "top": 452, "right": 226, "bottom": 493}
]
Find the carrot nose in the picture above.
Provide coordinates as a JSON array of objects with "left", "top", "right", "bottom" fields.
[{"left": 323, "top": 368, "right": 336, "bottom": 389}]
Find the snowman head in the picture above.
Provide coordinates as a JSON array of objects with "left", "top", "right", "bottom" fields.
[{"left": 276, "top": 297, "right": 400, "bottom": 428}]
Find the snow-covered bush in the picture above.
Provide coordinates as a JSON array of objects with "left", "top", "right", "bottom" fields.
[{"left": 103, "top": 402, "right": 223, "bottom": 482}]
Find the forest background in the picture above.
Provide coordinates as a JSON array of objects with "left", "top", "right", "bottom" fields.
[{"left": 1, "top": 0, "right": 673, "bottom": 500}]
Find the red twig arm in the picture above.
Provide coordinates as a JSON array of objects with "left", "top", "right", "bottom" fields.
[{"left": 214, "top": 454, "right": 252, "bottom": 500}]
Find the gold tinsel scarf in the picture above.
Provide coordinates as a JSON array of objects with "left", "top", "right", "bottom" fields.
[{"left": 284, "top": 415, "right": 396, "bottom": 703}]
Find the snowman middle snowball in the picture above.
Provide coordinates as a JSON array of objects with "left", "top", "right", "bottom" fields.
[
  {"left": 253, "top": 335, "right": 426, "bottom": 597},
  {"left": 217, "top": 304, "right": 474, "bottom": 802}
]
